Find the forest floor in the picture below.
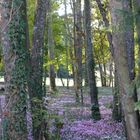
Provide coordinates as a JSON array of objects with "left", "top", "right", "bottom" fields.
[
  {"left": 47, "top": 87, "right": 126, "bottom": 140},
  {"left": 0, "top": 86, "right": 126, "bottom": 140}
]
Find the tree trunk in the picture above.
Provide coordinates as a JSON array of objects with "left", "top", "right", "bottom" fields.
[
  {"left": 31, "top": 0, "right": 48, "bottom": 99},
  {"left": 84, "top": 0, "right": 101, "bottom": 120},
  {"left": 112, "top": 68, "right": 122, "bottom": 121},
  {"left": 82, "top": 9, "right": 88, "bottom": 87},
  {"left": 99, "top": 32, "right": 107, "bottom": 86},
  {"left": 132, "top": 0, "right": 140, "bottom": 74},
  {"left": 64, "top": 0, "right": 69, "bottom": 89},
  {"left": 0, "top": 0, "right": 30, "bottom": 139},
  {"left": 73, "top": 0, "right": 83, "bottom": 103},
  {"left": 30, "top": 0, "right": 48, "bottom": 139},
  {"left": 47, "top": 1, "right": 56, "bottom": 93},
  {"left": 110, "top": 0, "right": 140, "bottom": 139},
  {"left": 132, "top": 0, "right": 140, "bottom": 128},
  {"left": 108, "top": 60, "right": 113, "bottom": 87},
  {"left": 63, "top": 1, "right": 75, "bottom": 89},
  {"left": 123, "top": 0, "right": 140, "bottom": 128},
  {"left": 95, "top": 53, "right": 104, "bottom": 87}
]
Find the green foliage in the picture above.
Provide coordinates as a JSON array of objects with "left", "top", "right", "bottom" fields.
[
  {"left": 27, "top": 0, "right": 36, "bottom": 44},
  {"left": 2, "top": 0, "right": 29, "bottom": 138},
  {"left": 91, "top": 103, "right": 101, "bottom": 120},
  {"left": 135, "top": 101, "right": 140, "bottom": 111},
  {"left": 32, "top": 97, "right": 48, "bottom": 128},
  {"left": 94, "top": 31, "right": 110, "bottom": 64},
  {"left": 44, "top": 9, "right": 72, "bottom": 73},
  {"left": 31, "top": 97, "right": 63, "bottom": 140}
]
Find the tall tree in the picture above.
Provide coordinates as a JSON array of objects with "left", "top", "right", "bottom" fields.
[
  {"left": 96, "top": 0, "right": 138, "bottom": 122},
  {"left": 73, "top": 0, "right": 83, "bottom": 103},
  {"left": 64, "top": 0, "right": 70, "bottom": 89},
  {"left": 30, "top": 0, "right": 48, "bottom": 139},
  {"left": 84, "top": 0, "right": 100, "bottom": 119},
  {"left": 0, "top": 0, "right": 30, "bottom": 139},
  {"left": 110, "top": 0, "right": 140, "bottom": 139},
  {"left": 47, "top": 0, "right": 56, "bottom": 92},
  {"left": 30, "top": 0, "right": 48, "bottom": 99},
  {"left": 133, "top": 0, "right": 140, "bottom": 78}
]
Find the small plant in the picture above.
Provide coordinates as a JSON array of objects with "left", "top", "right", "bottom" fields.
[
  {"left": 91, "top": 104, "right": 101, "bottom": 120},
  {"left": 54, "top": 117, "right": 64, "bottom": 140}
]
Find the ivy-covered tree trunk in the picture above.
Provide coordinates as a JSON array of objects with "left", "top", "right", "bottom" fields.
[
  {"left": 30, "top": 0, "right": 48, "bottom": 139},
  {"left": 84, "top": 0, "right": 101, "bottom": 120},
  {"left": 47, "top": 0, "right": 56, "bottom": 93},
  {"left": 110, "top": 0, "right": 140, "bottom": 139},
  {"left": 0, "top": 0, "right": 30, "bottom": 139}
]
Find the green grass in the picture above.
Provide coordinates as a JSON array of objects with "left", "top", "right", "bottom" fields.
[{"left": 98, "top": 87, "right": 113, "bottom": 95}]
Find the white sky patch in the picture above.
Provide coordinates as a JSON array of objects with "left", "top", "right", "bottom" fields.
[
  {"left": 57, "top": 0, "right": 84, "bottom": 16},
  {"left": 57, "top": 2, "right": 72, "bottom": 16}
]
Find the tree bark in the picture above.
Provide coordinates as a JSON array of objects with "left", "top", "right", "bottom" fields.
[
  {"left": 84, "top": 0, "right": 101, "bottom": 120},
  {"left": 47, "top": 1, "right": 56, "bottom": 92},
  {"left": 31, "top": 0, "right": 48, "bottom": 99},
  {"left": 110, "top": 0, "right": 140, "bottom": 139},
  {"left": 112, "top": 68, "right": 122, "bottom": 121},
  {"left": 30, "top": 0, "right": 48, "bottom": 139},
  {"left": 73, "top": 0, "right": 83, "bottom": 103},
  {"left": 132, "top": 0, "right": 140, "bottom": 74},
  {"left": 132, "top": 0, "right": 140, "bottom": 128},
  {"left": 0, "top": 0, "right": 30, "bottom": 139},
  {"left": 64, "top": 0, "right": 69, "bottom": 89}
]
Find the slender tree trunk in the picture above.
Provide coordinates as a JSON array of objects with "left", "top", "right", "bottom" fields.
[
  {"left": 95, "top": 53, "right": 104, "bottom": 87},
  {"left": 99, "top": 64, "right": 104, "bottom": 87},
  {"left": 0, "top": 0, "right": 30, "bottom": 139},
  {"left": 108, "top": 60, "right": 113, "bottom": 87},
  {"left": 99, "top": 33, "right": 107, "bottom": 86},
  {"left": 84, "top": 63, "right": 88, "bottom": 87},
  {"left": 73, "top": 0, "right": 83, "bottom": 103},
  {"left": 83, "top": 10, "right": 88, "bottom": 87},
  {"left": 103, "top": 63, "right": 107, "bottom": 86},
  {"left": 132, "top": 0, "right": 140, "bottom": 74},
  {"left": 112, "top": 68, "right": 122, "bottom": 121},
  {"left": 60, "top": 76, "right": 65, "bottom": 87},
  {"left": 64, "top": 1, "right": 75, "bottom": 88},
  {"left": 47, "top": 1, "right": 56, "bottom": 92},
  {"left": 31, "top": 0, "right": 48, "bottom": 99},
  {"left": 110, "top": 0, "right": 140, "bottom": 139},
  {"left": 64, "top": 0, "right": 69, "bottom": 89},
  {"left": 84, "top": 0, "right": 100, "bottom": 120},
  {"left": 132, "top": 0, "right": 140, "bottom": 128},
  {"left": 73, "top": 0, "right": 79, "bottom": 102},
  {"left": 68, "top": 34, "right": 75, "bottom": 87},
  {"left": 123, "top": 0, "right": 140, "bottom": 128},
  {"left": 30, "top": 0, "right": 48, "bottom": 139}
]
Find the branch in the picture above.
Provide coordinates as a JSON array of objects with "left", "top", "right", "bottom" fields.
[{"left": 95, "top": 0, "right": 114, "bottom": 56}]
